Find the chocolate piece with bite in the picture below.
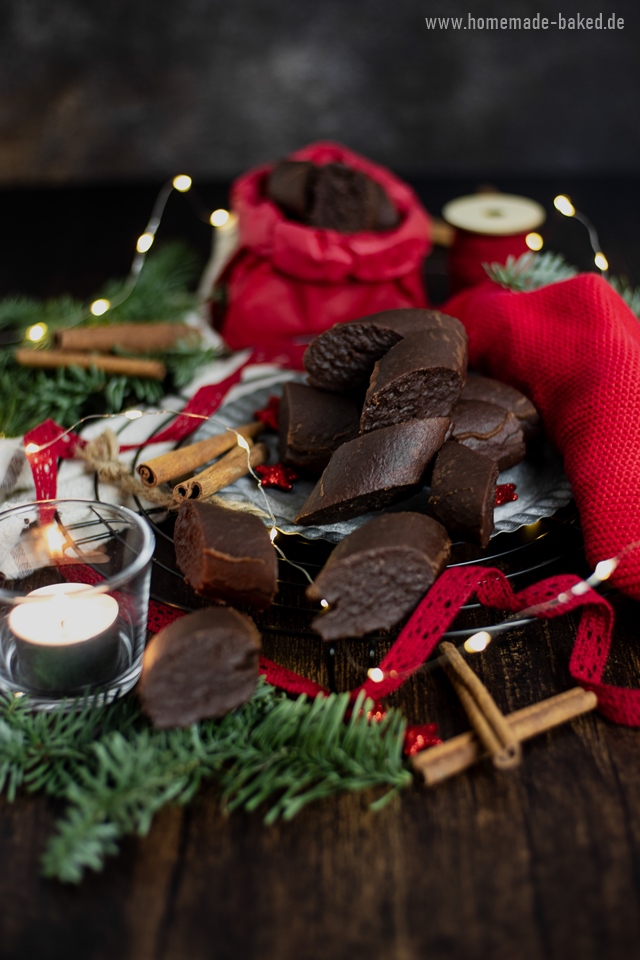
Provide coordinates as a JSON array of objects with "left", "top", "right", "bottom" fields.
[
  {"left": 304, "top": 309, "right": 466, "bottom": 394},
  {"left": 174, "top": 500, "right": 278, "bottom": 609},
  {"left": 428, "top": 441, "right": 498, "bottom": 548},
  {"left": 461, "top": 375, "right": 540, "bottom": 440},
  {"left": 451, "top": 399, "right": 525, "bottom": 470},
  {"left": 139, "top": 607, "right": 261, "bottom": 728},
  {"left": 307, "top": 512, "right": 451, "bottom": 641},
  {"left": 296, "top": 417, "right": 450, "bottom": 526},
  {"left": 360, "top": 328, "right": 468, "bottom": 433},
  {"left": 266, "top": 160, "right": 315, "bottom": 220},
  {"left": 279, "top": 381, "right": 360, "bottom": 474}
]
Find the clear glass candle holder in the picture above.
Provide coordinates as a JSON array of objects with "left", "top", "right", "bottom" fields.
[{"left": 0, "top": 499, "right": 155, "bottom": 709}]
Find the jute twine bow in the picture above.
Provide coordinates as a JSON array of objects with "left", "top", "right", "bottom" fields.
[
  {"left": 76, "top": 429, "right": 268, "bottom": 517},
  {"left": 76, "top": 430, "right": 175, "bottom": 508}
]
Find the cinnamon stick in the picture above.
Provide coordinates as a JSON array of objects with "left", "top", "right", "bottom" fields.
[
  {"left": 137, "top": 421, "right": 265, "bottom": 487},
  {"left": 173, "top": 442, "right": 268, "bottom": 501},
  {"left": 15, "top": 349, "right": 166, "bottom": 380},
  {"left": 55, "top": 323, "right": 200, "bottom": 353},
  {"left": 439, "top": 641, "right": 521, "bottom": 769},
  {"left": 412, "top": 687, "right": 598, "bottom": 787}
]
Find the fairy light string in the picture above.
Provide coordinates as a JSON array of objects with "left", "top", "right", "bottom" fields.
[
  {"left": 554, "top": 194, "right": 609, "bottom": 274},
  {"left": 360, "top": 544, "right": 635, "bottom": 687},
  {"left": 20, "top": 173, "right": 232, "bottom": 342}
]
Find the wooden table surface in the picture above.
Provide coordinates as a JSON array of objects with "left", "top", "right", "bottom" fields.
[{"left": 1, "top": 178, "right": 639, "bottom": 960}]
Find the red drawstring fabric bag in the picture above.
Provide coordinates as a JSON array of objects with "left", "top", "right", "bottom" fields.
[
  {"left": 445, "top": 273, "right": 640, "bottom": 600},
  {"left": 213, "top": 142, "right": 431, "bottom": 350}
]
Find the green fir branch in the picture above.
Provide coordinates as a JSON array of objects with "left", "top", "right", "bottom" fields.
[
  {"left": 483, "top": 251, "right": 578, "bottom": 292},
  {"left": 0, "top": 244, "right": 221, "bottom": 437},
  {"left": 484, "top": 251, "right": 640, "bottom": 318},
  {"left": 608, "top": 275, "right": 640, "bottom": 318},
  {"left": 0, "top": 680, "right": 413, "bottom": 883}
]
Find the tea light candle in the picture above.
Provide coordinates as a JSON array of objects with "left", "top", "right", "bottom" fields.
[{"left": 8, "top": 583, "right": 120, "bottom": 693}]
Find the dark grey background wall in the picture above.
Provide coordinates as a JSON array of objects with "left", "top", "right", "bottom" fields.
[{"left": 1, "top": 0, "right": 637, "bottom": 184}]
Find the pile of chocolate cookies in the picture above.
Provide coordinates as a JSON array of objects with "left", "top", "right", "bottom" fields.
[
  {"left": 139, "top": 308, "right": 540, "bottom": 721},
  {"left": 274, "top": 307, "right": 538, "bottom": 642},
  {"left": 284, "top": 308, "right": 538, "bottom": 545}
]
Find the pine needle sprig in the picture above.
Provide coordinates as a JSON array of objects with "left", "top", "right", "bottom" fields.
[
  {"left": 0, "top": 243, "right": 220, "bottom": 437},
  {"left": 0, "top": 692, "right": 143, "bottom": 801},
  {"left": 608, "top": 275, "right": 640, "bottom": 318},
  {"left": 484, "top": 251, "right": 640, "bottom": 318},
  {"left": 35, "top": 680, "right": 410, "bottom": 883},
  {"left": 484, "top": 251, "right": 578, "bottom": 291},
  {"left": 219, "top": 690, "right": 411, "bottom": 824},
  {"left": 90, "top": 244, "right": 200, "bottom": 325}
]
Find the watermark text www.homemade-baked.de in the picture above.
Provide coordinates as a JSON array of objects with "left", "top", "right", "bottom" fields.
[{"left": 425, "top": 12, "right": 625, "bottom": 30}]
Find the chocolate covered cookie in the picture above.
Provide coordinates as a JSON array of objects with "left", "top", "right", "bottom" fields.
[
  {"left": 360, "top": 328, "right": 468, "bottom": 433},
  {"left": 461, "top": 375, "right": 540, "bottom": 440},
  {"left": 307, "top": 512, "right": 451, "bottom": 641},
  {"left": 279, "top": 381, "right": 360, "bottom": 474},
  {"left": 428, "top": 441, "right": 498, "bottom": 548},
  {"left": 304, "top": 309, "right": 466, "bottom": 394},
  {"left": 139, "top": 607, "right": 261, "bottom": 728},
  {"left": 296, "top": 417, "right": 450, "bottom": 526},
  {"left": 450, "top": 399, "right": 525, "bottom": 469},
  {"left": 174, "top": 500, "right": 278, "bottom": 609}
]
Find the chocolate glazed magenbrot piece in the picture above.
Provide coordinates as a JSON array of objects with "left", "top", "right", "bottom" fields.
[
  {"left": 359, "top": 327, "right": 468, "bottom": 433},
  {"left": 278, "top": 381, "right": 360, "bottom": 475},
  {"left": 139, "top": 607, "right": 261, "bottom": 728},
  {"left": 461, "top": 374, "right": 540, "bottom": 440},
  {"left": 174, "top": 500, "right": 278, "bottom": 610},
  {"left": 450, "top": 399, "right": 526, "bottom": 470},
  {"left": 428, "top": 441, "right": 499, "bottom": 548},
  {"left": 295, "top": 417, "right": 450, "bottom": 526},
  {"left": 303, "top": 309, "right": 467, "bottom": 394},
  {"left": 306, "top": 512, "right": 451, "bottom": 641}
]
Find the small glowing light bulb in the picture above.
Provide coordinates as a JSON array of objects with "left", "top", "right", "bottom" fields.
[
  {"left": 320, "top": 599, "right": 330, "bottom": 610},
  {"left": 463, "top": 631, "right": 492, "bottom": 654},
  {"left": 210, "top": 208, "right": 230, "bottom": 227},
  {"left": 594, "top": 252, "right": 609, "bottom": 271},
  {"left": 136, "top": 232, "right": 154, "bottom": 253},
  {"left": 368, "top": 667, "right": 385, "bottom": 683},
  {"left": 594, "top": 558, "right": 618, "bottom": 581},
  {"left": 24, "top": 443, "right": 39, "bottom": 455},
  {"left": 124, "top": 409, "right": 143, "bottom": 420},
  {"left": 26, "top": 322, "right": 48, "bottom": 342},
  {"left": 236, "top": 434, "right": 251, "bottom": 452},
  {"left": 172, "top": 174, "right": 192, "bottom": 192},
  {"left": 525, "top": 232, "right": 543, "bottom": 251},
  {"left": 553, "top": 195, "right": 575, "bottom": 217},
  {"left": 269, "top": 527, "right": 278, "bottom": 542},
  {"left": 90, "top": 298, "right": 110, "bottom": 317}
]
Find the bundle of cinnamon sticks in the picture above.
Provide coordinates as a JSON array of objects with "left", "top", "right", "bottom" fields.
[
  {"left": 412, "top": 642, "right": 597, "bottom": 786},
  {"left": 17, "top": 323, "right": 201, "bottom": 380},
  {"left": 137, "top": 420, "right": 268, "bottom": 501}
]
